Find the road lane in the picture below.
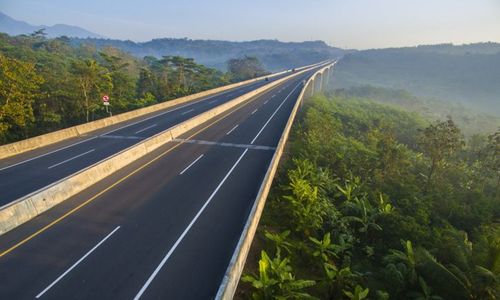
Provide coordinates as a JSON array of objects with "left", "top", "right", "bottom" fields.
[
  {"left": 0, "top": 67, "right": 318, "bottom": 299},
  {"left": 0, "top": 72, "right": 292, "bottom": 207}
]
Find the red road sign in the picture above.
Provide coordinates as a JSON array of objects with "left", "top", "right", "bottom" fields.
[{"left": 102, "top": 95, "right": 109, "bottom": 102}]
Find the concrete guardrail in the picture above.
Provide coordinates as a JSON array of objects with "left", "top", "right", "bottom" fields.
[
  {"left": 0, "top": 64, "right": 322, "bottom": 235},
  {"left": 0, "top": 63, "right": 324, "bottom": 160},
  {"left": 215, "top": 61, "right": 336, "bottom": 300}
]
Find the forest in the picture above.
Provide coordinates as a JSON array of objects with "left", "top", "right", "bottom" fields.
[
  {"left": 237, "top": 93, "right": 499, "bottom": 299},
  {"left": 68, "top": 38, "right": 346, "bottom": 71},
  {"left": 0, "top": 32, "right": 267, "bottom": 144},
  {"left": 332, "top": 86, "right": 500, "bottom": 138},
  {"left": 331, "top": 44, "right": 500, "bottom": 115}
]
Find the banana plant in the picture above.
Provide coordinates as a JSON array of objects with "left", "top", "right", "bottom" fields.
[
  {"left": 265, "top": 230, "right": 295, "bottom": 256},
  {"left": 408, "top": 277, "right": 443, "bottom": 300},
  {"left": 342, "top": 195, "right": 382, "bottom": 234},
  {"left": 309, "top": 233, "right": 338, "bottom": 263},
  {"left": 242, "top": 250, "right": 317, "bottom": 300},
  {"left": 335, "top": 175, "right": 362, "bottom": 202},
  {"left": 384, "top": 240, "right": 418, "bottom": 284},
  {"left": 344, "top": 285, "right": 369, "bottom": 300},
  {"left": 323, "top": 263, "right": 358, "bottom": 299},
  {"left": 378, "top": 193, "right": 394, "bottom": 214}
]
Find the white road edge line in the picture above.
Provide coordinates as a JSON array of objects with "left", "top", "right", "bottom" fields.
[
  {"left": 0, "top": 137, "right": 98, "bottom": 172},
  {"left": 133, "top": 149, "right": 249, "bottom": 300},
  {"left": 181, "top": 108, "right": 195, "bottom": 115},
  {"left": 179, "top": 154, "right": 204, "bottom": 175},
  {"left": 134, "top": 124, "right": 157, "bottom": 134},
  {"left": 251, "top": 109, "right": 258, "bottom": 115},
  {"left": 36, "top": 226, "right": 120, "bottom": 299},
  {"left": 226, "top": 124, "right": 239, "bottom": 135},
  {"left": 251, "top": 81, "right": 302, "bottom": 145},
  {"left": 47, "top": 149, "right": 96, "bottom": 169}
]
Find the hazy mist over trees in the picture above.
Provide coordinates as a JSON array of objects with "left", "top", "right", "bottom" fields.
[
  {"left": 332, "top": 43, "right": 500, "bottom": 116},
  {"left": 332, "top": 86, "right": 500, "bottom": 138},
  {"left": 68, "top": 38, "right": 346, "bottom": 71}
]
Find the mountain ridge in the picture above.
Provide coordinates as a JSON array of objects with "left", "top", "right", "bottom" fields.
[{"left": 0, "top": 11, "right": 103, "bottom": 38}]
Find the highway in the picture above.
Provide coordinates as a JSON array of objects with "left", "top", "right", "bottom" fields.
[
  {"left": 0, "top": 67, "right": 318, "bottom": 299},
  {"left": 0, "top": 72, "right": 290, "bottom": 207}
]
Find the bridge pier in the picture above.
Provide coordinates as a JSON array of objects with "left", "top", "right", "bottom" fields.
[{"left": 318, "top": 72, "right": 323, "bottom": 92}]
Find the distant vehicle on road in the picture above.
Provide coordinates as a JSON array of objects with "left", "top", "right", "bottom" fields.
[
  {"left": 292, "top": 68, "right": 296, "bottom": 72},
  {"left": 264, "top": 77, "right": 269, "bottom": 81}
]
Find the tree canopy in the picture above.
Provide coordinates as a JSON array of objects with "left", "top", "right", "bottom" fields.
[
  {"left": 0, "top": 33, "right": 270, "bottom": 144},
  {"left": 238, "top": 94, "right": 499, "bottom": 299}
]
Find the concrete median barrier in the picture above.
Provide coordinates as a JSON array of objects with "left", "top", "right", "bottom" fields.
[
  {"left": 0, "top": 62, "right": 323, "bottom": 160},
  {"left": 0, "top": 64, "right": 321, "bottom": 235}
]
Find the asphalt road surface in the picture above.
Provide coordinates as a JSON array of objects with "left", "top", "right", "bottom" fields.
[
  {"left": 0, "top": 72, "right": 291, "bottom": 207},
  {"left": 0, "top": 67, "right": 319, "bottom": 299}
]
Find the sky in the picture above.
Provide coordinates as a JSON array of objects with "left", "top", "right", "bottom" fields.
[{"left": 2, "top": 0, "right": 500, "bottom": 49}]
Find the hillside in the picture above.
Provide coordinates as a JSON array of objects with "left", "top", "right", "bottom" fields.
[
  {"left": 238, "top": 95, "right": 499, "bottom": 299},
  {"left": 331, "top": 43, "right": 500, "bottom": 115},
  {"left": 332, "top": 86, "right": 500, "bottom": 137},
  {"left": 69, "top": 37, "right": 347, "bottom": 71},
  {"left": 379, "top": 42, "right": 500, "bottom": 55}
]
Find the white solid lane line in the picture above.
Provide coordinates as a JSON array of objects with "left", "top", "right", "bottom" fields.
[
  {"left": 0, "top": 137, "right": 99, "bottom": 172},
  {"left": 251, "top": 81, "right": 303, "bottom": 145},
  {"left": 179, "top": 154, "right": 204, "bottom": 175},
  {"left": 134, "top": 149, "right": 249, "bottom": 300},
  {"left": 36, "top": 226, "right": 120, "bottom": 299},
  {"left": 47, "top": 149, "right": 96, "bottom": 169},
  {"left": 134, "top": 124, "right": 157, "bottom": 134},
  {"left": 226, "top": 124, "right": 239, "bottom": 135},
  {"left": 209, "top": 100, "right": 217, "bottom": 104},
  {"left": 181, "top": 108, "right": 195, "bottom": 115}
]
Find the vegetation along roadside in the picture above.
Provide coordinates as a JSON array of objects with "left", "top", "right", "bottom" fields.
[{"left": 237, "top": 93, "right": 499, "bottom": 300}]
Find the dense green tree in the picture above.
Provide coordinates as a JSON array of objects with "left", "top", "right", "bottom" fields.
[
  {"left": 483, "top": 131, "right": 500, "bottom": 195},
  {"left": 227, "top": 56, "right": 268, "bottom": 81},
  {"left": 99, "top": 50, "right": 135, "bottom": 111},
  {"left": 0, "top": 54, "right": 43, "bottom": 142},
  {"left": 136, "top": 67, "right": 156, "bottom": 99},
  {"left": 71, "top": 59, "right": 112, "bottom": 122},
  {"left": 418, "top": 119, "right": 464, "bottom": 188}
]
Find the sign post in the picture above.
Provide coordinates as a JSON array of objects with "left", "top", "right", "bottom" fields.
[{"left": 102, "top": 95, "right": 112, "bottom": 116}]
